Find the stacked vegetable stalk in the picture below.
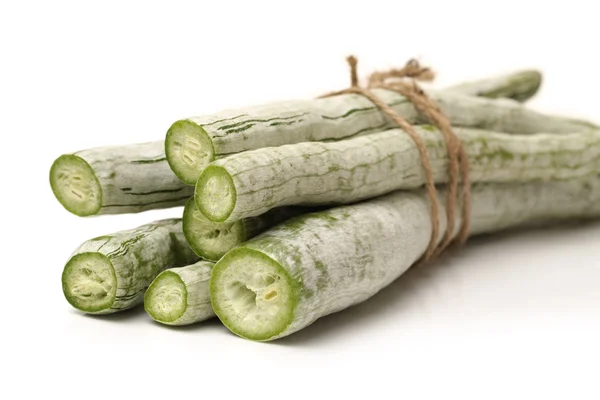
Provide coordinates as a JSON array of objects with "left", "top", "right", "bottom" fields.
[{"left": 51, "top": 66, "right": 600, "bottom": 341}]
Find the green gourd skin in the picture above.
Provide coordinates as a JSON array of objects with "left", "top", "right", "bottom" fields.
[
  {"left": 444, "top": 70, "right": 542, "bottom": 102},
  {"left": 62, "top": 219, "right": 199, "bottom": 314},
  {"left": 50, "top": 141, "right": 194, "bottom": 216}
]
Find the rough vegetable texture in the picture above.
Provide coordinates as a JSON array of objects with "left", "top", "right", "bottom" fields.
[
  {"left": 444, "top": 70, "right": 542, "bottom": 102},
  {"left": 62, "top": 219, "right": 199, "bottom": 314},
  {"left": 166, "top": 71, "right": 579, "bottom": 185},
  {"left": 50, "top": 141, "right": 194, "bottom": 216},
  {"left": 211, "top": 174, "right": 600, "bottom": 341},
  {"left": 144, "top": 261, "right": 215, "bottom": 325},
  {"left": 183, "top": 198, "right": 305, "bottom": 261},
  {"left": 196, "top": 127, "right": 600, "bottom": 222}
]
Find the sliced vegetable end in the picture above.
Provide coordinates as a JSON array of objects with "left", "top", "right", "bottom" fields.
[
  {"left": 50, "top": 154, "right": 102, "bottom": 216},
  {"left": 144, "top": 271, "right": 188, "bottom": 324},
  {"left": 165, "top": 120, "right": 215, "bottom": 185},
  {"left": 62, "top": 252, "right": 117, "bottom": 313},
  {"left": 183, "top": 198, "right": 246, "bottom": 261},
  {"left": 195, "top": 165, "right": 237, "bottom": 223},
  {"left": 211, "top": 248, "right": 296, "bottom": 341}
]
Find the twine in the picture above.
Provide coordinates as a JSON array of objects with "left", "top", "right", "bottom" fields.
[{"left": 320, "top": 56, "right": 471, "bottom": 260}]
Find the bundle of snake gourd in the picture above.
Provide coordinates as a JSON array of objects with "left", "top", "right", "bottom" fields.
[
  {"left": 53, "top": 66, "right": 600, "bottom": 340},
  {"left": 177, "top": 68, "right": 600, "bottom": 341}
]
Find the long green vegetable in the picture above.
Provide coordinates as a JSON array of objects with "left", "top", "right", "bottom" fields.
[
  {"left": 165, "top": 71, "right": 556, "bottom": 185},
  {"left": 444, "top": 70, "right": 542, "bottom": 101},
  {"left": 182, "top": 198, "right": 304, "bottom": 261},
  {"left": 144, "top": 261, "right": 215, "bottom": 325},
  {"left": 195, "top": 127, "right": 600, "bottom": 222},
  {"left": 62, "top": 219, "right": 198, "bottom": 314},
  {"left": 211, "top": 174, "right": 600, "bottom": 341},
  {"left": 50, "top": 142, "right": 194, "bottom": 216}
]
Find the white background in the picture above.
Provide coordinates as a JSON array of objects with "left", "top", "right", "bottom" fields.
[{"left": 1, "top": 1, "right": 599, "bottom": 399}]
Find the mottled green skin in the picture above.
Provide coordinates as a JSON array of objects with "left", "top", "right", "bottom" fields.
[
  {"left": 166, "top": 72, "right": 595, "bottom": 184},
  {"left": 445, "top": 70, "right": 542, "bottom": 102},
  {"left": 63, "top": 219, "right": 199, "bottom": 314},
  {"left": 211, "top": 247, "right": 299, "bottom": 341},
  {"left": 198, "top": 127, "right": 600, "bottom": 222},
  {"left": 145, "top": 261, "right": 215, "bottom": 325},
  {"left": 212, "top": 174, "right": 600, "bottom": 340},
  {"left": 51, "top": 141, "right": 194, "bottom": 216}
]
